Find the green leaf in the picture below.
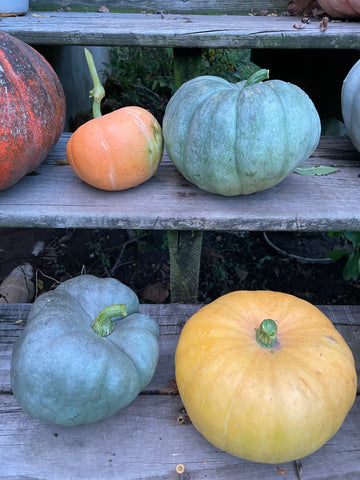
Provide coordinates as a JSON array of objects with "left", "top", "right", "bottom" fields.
[
  {"left": 343, "top": 251, "right": 360, "bottom": 281},
  {"left": 328, "top": 249, "right": 348, "bottom": 261},
  {"left": 328, "top": 232, "right": 344, "bottom": 238},
  {"left": 343, "top": 232, "right": 360, "bottom": 247},
  {"left": 294, "top": 165, "right": 338, "bottom": 176}
]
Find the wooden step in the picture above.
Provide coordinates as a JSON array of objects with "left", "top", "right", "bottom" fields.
[
  {"left": 28, "top": 0, "right": 290, "bottom": 15},
  {"left": 2, "top": 11, "right": 360, "bottom": 49},
  {"left": 0, "top": 135, "right": 359, "bottom": 231},
  {"left": 0, "top": 302, "right": 359, "bottom": 479}
]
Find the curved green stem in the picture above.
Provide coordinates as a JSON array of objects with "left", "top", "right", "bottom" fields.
[
  {"left": 244, "top": 68, "right": 269, "bottom": 87},
  {"left": 92, "top": 304, "right": 127, "bottom": 337},
  {"left": 84, "top": 48, "right": 105, "bottom": 119},
  {"left": 255, "top": 318, "right": 277, "bottom": 348}
]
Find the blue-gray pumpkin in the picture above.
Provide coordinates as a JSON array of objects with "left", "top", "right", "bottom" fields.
[
  {"left": 342, "top": 59, "right": 360, "bottom": 153},
  {"left": 163, "top": 70, "right": 321, "bottom": 196},
  {"left": 10, "top": 275, "right": 159, "bottom": 426}
]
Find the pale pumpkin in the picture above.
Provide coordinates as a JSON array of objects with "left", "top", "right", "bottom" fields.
[
  {"left": 317, "top": 0, "right": 360, "bottom": 17},
  {"left": 163, "top": 69, "right": 320, "bottom": 196},
  {"left": 175, "top": 291, "right": 357, "bottom": 463},
  {"left": 11, "top": 275, "right": 160, "bottom": 426},
  {"left": 341, "top": 59, "right": 360, "bottom": 153}
]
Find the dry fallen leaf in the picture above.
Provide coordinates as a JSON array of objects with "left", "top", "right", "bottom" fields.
[
  {"left": 205, "top": 249, "right": 224, "bottom": 260},
  {"left": 168, "top": 379, "right": 179, "bottom": 395},
  {"left": 0, "top": 264, "right": 35, "bottom": 303},
  {"left": 97, "top": 6, "right": 110, "bottom": 13},
  {"left": 320, "top": 16, "right": 329, "bottom": 31},
  {"left": 276, "top": 465, "right": 287, "bottom": 475},
  {"left": 236, "top": 269, "right": 249, "bottom": 281},
  {"left": 159, "top": 378, "right": 179, "bottom": 395},
  {"left": 142, "top": 281, "right": 169, "bottom": 303},
  {"left": 177, "top": 414, "right": 192, "bottom": 425},
  {"left": 55, "top": 158, "right": 69, "bottom": 165},
  {"left": 287, "top": 0, "right": 320, "bottom": 16}
]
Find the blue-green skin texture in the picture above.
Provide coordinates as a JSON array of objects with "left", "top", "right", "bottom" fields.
[
  {"left": 10, "top": 275, "right": 159, "bottom": 426},
  {"left": 163, "top": 74, "right": 321, "bottom": 196},
  {"left": 342, "top": 59, "right": 360, "bottom": 153}
]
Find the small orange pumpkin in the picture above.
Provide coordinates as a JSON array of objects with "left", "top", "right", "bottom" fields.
[
  {"left": 66, "top": 50, "right": 163, "bottom": 191},
  {"left": 175, "top": 291, "right": 357, "bottom": 463}
]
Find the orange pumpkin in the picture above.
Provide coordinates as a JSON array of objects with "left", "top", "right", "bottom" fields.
[
  {"left": 66, "top": 49, "right": 163, "bottom": 191},
  {"left": 317, "top": 0, "right": 360, "bottom": 17},
  {"left": 0, "top": 32, "right": 66, "bottom": 190},
  {"left": 66, "top": 105, "right": 163, "bottom": 191},
  {"left": 175, "top": 290, "right": 357, "bottom": 463}
]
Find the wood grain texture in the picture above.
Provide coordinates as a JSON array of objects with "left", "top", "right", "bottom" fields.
[
  {"left": 29, "top": 0, "right": 289, "bottom": 14},
  {"left": 1, "top": 12, "right": 360, "bottom": 48},
  {"left": 0, "top": 302, "right": 359, "bottom": 479},
  {"left": 0, "top": 392, "right": 358, "bottom": 480},
  {"left": 0, "top": 135, "right": 359, "bottom": 231},
  {"left": 168, "top": 231, "right": 203, "bottom": 303}
]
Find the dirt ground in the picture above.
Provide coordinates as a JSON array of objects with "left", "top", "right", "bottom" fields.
[{"left": 0, "top": 228, "right": 358, "bottom": 305}]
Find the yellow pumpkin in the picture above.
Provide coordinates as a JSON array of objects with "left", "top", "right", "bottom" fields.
[{"left": 175, "top": 291, "right": 357, "bottom": 464}]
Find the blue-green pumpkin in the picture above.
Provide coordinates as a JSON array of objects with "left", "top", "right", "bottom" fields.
[
  {"left": 10, "top": 275, "right": 159, "bottom": 426},
  {"left": 163, "top": 70, "right": 321, "bottom": 196},
  {"left": 342, "top": 59, "right": 360, "bottom": 153}
]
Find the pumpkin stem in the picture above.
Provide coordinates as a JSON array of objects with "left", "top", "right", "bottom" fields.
[
  {"left": 244, "top": 69, "right": 270, "bottom": 87},
  {"left": 92, "top": 304, "right": 127, "bottom": 337},
  {"left": 84, "top": 48, "right": 105, "bottom": 119},
  {"left": 255, "top": 318, "right": 278, "bottom": 348}
]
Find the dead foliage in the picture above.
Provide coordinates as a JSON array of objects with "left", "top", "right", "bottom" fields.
[{"left": 286, "top": 0, "right": 321, "bottom": 16}]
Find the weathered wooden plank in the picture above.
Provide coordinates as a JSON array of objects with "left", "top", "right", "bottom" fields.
[
  {"left": 1, "top": 303, "right": 359, "bottom": 394},
  {"left": 0, "top": 391, "right": 358, "bottom": 480},
  {"left": 0, "top": 136, "right": 359, "bottom": 231},
  {"left": 1, "top": 12, "right": 360, "bottom": 48},
  {"left": 29, "top": 0, "right": 289, "bottom": 15}
]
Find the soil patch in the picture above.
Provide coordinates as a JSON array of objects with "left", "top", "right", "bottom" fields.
[
  {"left": 0, "top": 228, "right": 358, "bottom": 305},
  {"left": 263, "top": 232, "right": 346, "bottom": 263}
]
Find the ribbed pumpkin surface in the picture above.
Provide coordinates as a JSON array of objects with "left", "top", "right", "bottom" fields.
[
  {"left": 0, "top": 32, "right": 66, "bottom": 190},
  {"left": 342, "top": 59, "right": 360, "bottom": 153},
  {"left": 163, "top": 73, "right": 321, "bottom": 196},
  {"left": 175, "top": 291, "right": 357, "bottom": 463}
]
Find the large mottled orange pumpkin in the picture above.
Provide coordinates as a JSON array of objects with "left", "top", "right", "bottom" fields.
[
  {"left": 175, "top": 291, "right": 357, "bottom": 464},
  {"left": 0, "top": 32, "right": 66, "bottom": 190},
  {"left": 317, "top": 0, "right": 360, "bottom": 17},
  {"left": 66, "top": 106, "right": 163, "bottom": 191}
]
